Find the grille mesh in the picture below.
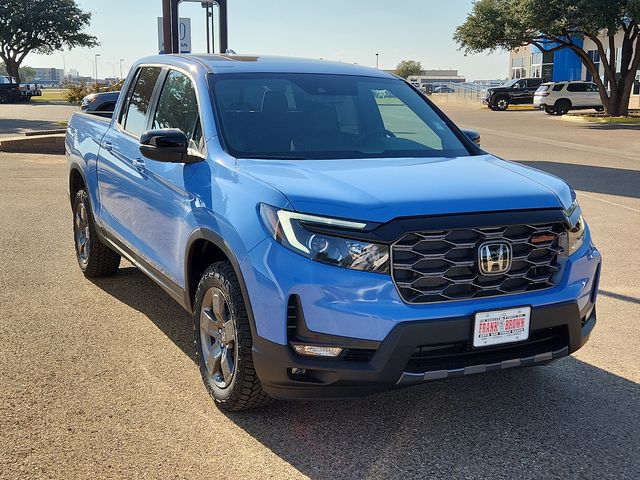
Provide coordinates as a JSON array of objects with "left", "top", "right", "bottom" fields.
[{"left": 392, "top": 223, "right": 566, "bottom": 304}]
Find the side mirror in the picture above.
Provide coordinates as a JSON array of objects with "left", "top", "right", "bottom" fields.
[
  {"left": 139, "top": 129, "right": 202, "bottom": 164},
  {"left": 461, "top": 129, "right": 481, "bottom": 147}
]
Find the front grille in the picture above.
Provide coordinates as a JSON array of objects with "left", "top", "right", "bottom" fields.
[
  {"left": 405, "top": 326, "right": 568, "bottom": 373},
  {"left": 392, "top": 223, "right": 566, "bottom": 304}
]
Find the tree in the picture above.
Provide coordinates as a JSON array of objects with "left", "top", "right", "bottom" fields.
[
  {"left": 395, "top": 60, "right": 423, "bottom": 79},
  {"left": 0, "top": 63, "right": 36, "bottom": 82},
  {"left": 454, "top": 0, "right": 640, "bottom": 116},
  {"left": 0, "top": 0, "right": 98, "bottom": 83}
]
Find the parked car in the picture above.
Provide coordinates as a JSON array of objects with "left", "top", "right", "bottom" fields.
[
  {"left": 66, "top": 55, "right": 600, "bottom": 411},
  {"left": 483, "top": 77, "right": 544, "bottom": 111},
  {"left": 433, "top": 85, "right": 455, "bottom": 93},
  {"left": 534, "top": 81, "right": 605, "bottom": 115},
  {"left": 0, "top": 75, "right": 21, "bottom": 103},
  {"left": 18, "top": 83, "right": 42, "bottom": 102},
  {"left": 81, "top": 91, "right": 120, "bottom": 116}
]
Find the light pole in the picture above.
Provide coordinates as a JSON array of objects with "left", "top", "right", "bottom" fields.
[
  {"left": 376, "top": 53, "right": 379, "bottom": 69},
  {"left": 94, "top": 53, "right": 101, "bottom": 85},
  {"left": 119, "top": 59, "right": 125, "bottom": 80},
  {"left": 61, "top": 52, "right": 68, "bottom": 78}
]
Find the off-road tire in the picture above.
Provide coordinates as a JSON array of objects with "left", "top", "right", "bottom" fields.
[
  {"left": 73, "top": 190, "right": 121, "bottom": 277},
  {"left": 194, "top": 261, "right": 270, "bottom": 411}
]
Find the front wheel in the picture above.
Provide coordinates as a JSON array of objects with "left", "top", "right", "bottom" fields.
[
  {"left": 194, "top": 261, "right": 270, "bottom": 411},
  {"left": 494, "top": 97, "right": 509, "bottom": 111}
]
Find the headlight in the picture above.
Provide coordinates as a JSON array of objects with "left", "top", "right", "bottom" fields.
[
  {"left": 567, "top": 213, "right": 586, "bottom": 255},
  {"left": 259, "top": 204, "right": 389, "bottom": 273},
  {"left": 565, "top": 199, "right": 586, "bottom": 255}
]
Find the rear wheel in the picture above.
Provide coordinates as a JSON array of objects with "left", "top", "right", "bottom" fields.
[
  {"left": 494, "top": 97, "right": 509, "bottom": 111},
  {"left": 73, "top": 190, "right": 121, "bottom": 277},
  {"left": 554, "top": 99, "right": 571, "bottom": 115},
  {"left": 194, "top": 261, "right": 270, "bottom": 411},
  {"left": 595, "top": 106, "right": 605, "bottom": 113}
]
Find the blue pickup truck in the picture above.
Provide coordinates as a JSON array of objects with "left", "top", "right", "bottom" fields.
[{"left": 66, "top": 54, "right": 601, "bottom": 411}]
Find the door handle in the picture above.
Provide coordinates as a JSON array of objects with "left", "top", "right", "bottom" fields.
[
  {"left": 102, "top": 141, "right": 113, "bottom": 152},
  {"left": 132, "top": 158, "right": 146, "bottom": 171}
]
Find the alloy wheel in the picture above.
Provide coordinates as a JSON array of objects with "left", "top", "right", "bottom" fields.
[
  {"left": 74, "top": 202, "right": 90, "bottom": 266},
  {"left": 200, "top": 287, "right": 237, "bottom": 389},
  {"left": 496, "top": 99, "right": 508, "bottom": 110}
]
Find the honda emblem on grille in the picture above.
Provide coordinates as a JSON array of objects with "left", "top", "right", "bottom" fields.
[{"left": 478, "top": 242, "right": 512, "bottom": 275}]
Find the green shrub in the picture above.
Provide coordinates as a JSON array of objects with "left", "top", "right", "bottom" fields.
[{"left": 64, "top": 80, "right": 125, "bottom": 105}]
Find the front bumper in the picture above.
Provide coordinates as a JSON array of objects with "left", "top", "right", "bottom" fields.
[
  {"left": 241, "top": 222, "right": 601, "bottom": 399},
  {"left": 253, "top": 300, "right": 596, "bottom": 400}
]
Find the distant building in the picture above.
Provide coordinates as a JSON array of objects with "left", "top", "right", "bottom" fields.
[
  {"left": 34, "top": 68, "right": 65, "bottom": 85},
  {"left": 509, "top": 31, "right": 640, "bottom": 108},
  {"left": 406, "top": 69, "right": 466, "bottom": 89}
]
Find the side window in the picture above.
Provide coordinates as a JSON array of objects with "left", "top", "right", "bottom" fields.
[
  {"left": 586, "top": 83, "right": 599, "bottom": 92},
  {"left": 527, "top": 79, "right": 542, "bottom": 88},
  {"left": 375, "top": 90, "right": 442, "bottom": 149},
  {"left": 152, "top": 70, "right": 203, "bottom": 151},
  {"left": 553, "top": 83, "right": 565, "bottom": 92},
  {"left": 567, "top": 83, "right": 587, "bottom": 93},
  {"left": 122, "top": 67, "right": 162, "bottom": 138}
]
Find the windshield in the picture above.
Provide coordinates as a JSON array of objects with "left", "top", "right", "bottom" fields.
[
  {"left": 503, "top": 79, "right": 520, "bottom": 88},
  {"left": 211, "top": 73, "right": 471, "bottom": 160}
]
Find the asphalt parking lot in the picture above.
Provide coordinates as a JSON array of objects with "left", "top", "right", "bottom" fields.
[{"left": 1, "top": 104, "right": 639, "bottom": 479}]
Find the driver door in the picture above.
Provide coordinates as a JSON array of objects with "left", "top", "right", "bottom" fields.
[{"left": 125, "top": 68, "right": 205, "bottom": 287}]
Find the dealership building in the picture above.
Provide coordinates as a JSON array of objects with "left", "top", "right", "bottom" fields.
[{"left": 509, "top": 31, "right": 640, "bottom": 109}]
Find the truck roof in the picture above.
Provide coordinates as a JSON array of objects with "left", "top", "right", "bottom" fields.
[{"left": 136, "top": 54, "right": 396, "bottom": 78}]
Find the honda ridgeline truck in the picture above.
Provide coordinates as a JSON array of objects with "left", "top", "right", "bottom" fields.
[{"left": 66, "top": 55, "right": 600, "bottom": 411}]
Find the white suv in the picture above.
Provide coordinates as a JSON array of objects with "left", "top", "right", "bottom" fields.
[{"left": 534, "top": 81, "right": 604, "bottom": 115}]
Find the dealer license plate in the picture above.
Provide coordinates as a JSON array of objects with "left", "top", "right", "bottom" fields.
[{"left": 473, "top": 307, "right": 531, "bottom": 348}]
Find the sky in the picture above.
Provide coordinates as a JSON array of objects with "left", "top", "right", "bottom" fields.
[{"left": 25, "top": 0, "right": 508, "bottom": 81}]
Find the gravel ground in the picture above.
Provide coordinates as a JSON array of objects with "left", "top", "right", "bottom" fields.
[{"left": 1, "top": 107, "right": 639, "bottom": 479}]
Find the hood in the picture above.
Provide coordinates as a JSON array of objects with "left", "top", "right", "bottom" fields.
[
  {"left": 488, "top": 87, "right": 507, "bottom": 94},
  {"left": 238, "top": 154, "right": 573, "bottom": 223}
]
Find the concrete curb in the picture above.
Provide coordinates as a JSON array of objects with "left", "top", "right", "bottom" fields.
[
  {"left": 561, "top": 115, "right": 640, "bottom": 124},
  {"left": 0, "top": 134, "right": 65, "bottom": 154}
]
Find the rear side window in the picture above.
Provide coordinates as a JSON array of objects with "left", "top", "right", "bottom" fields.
[
  {"left": 527, "top": 79, "right": 542, "bottom": 88},
  {"left": 152, "top": 70, "right": 203, "bottom": 151},
  {"left": 122, "top": 67, "right": 162, "bottom": 138},
  {"left": 586, "top": 83, "right": 599, "bottom": 92},
  {"left": 567, "top": 83, "right": 588, "bottom": 92},
  {"left": 553, "top": 84, "right": 566, "bottom": 92}
]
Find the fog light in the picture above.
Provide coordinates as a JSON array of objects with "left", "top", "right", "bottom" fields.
[{"left": 291, "top": 344, "right": 343, "bottom": 357}]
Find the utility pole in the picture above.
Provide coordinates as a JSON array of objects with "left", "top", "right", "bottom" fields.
[
  {"left": 120, "top": 59, "right": 125, "bottom": 80},
  {"left": 376, "top": 53, "right": 379, "bottom": 69}
]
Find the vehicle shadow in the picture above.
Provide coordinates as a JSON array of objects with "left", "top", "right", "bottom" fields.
[
  {"left": 226, "top": 359, "right": 639, "bottom": 479},
  {"left": 0, "top": 118, "right": 66, "bottom": 135},
  {"left": 90, "top": 266, "right": 197, "bottom": 363},
  {"left": 518, "top": 161, "right": 640, "bottom": 199},
  {"left": 91, "top": 265, "right": 639, "bottom": 478}
]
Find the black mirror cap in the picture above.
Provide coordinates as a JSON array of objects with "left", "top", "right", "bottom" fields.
[
  {"left": 461, "top": 129, "right": 481, "bottom": 147},
  {"left": 139, "top": 129, "right": 202, "bottom": 164}
]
